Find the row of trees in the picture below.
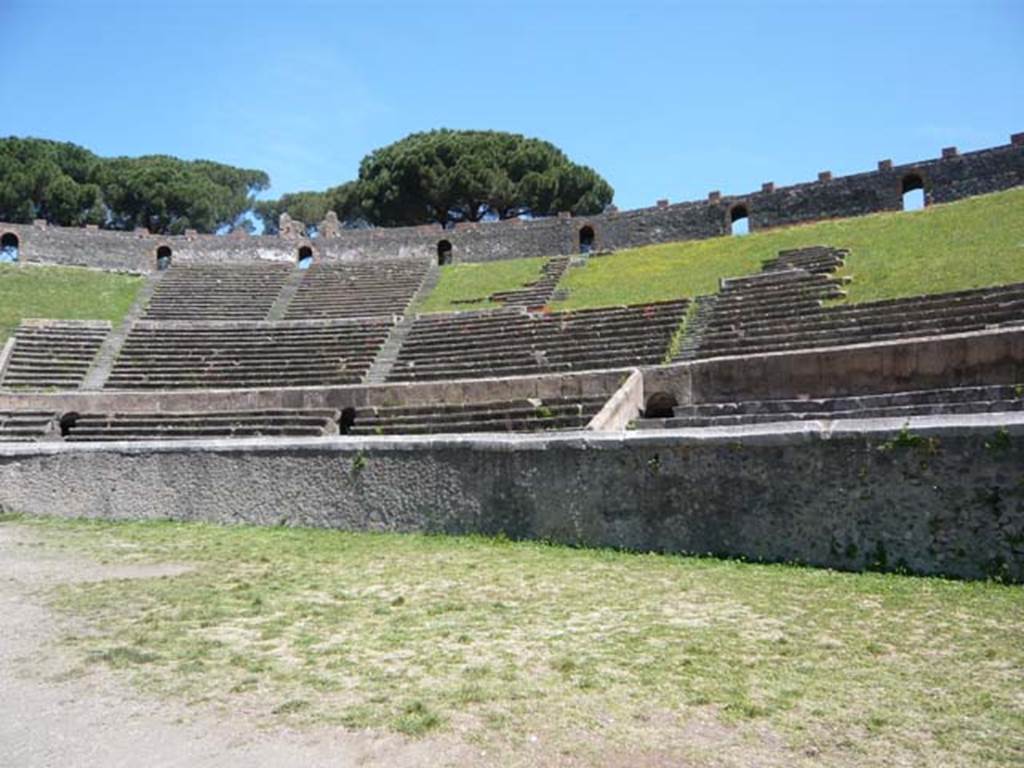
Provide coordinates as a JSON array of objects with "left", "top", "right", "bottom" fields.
[
  {"left": 0, "top": 137, "right": 269, "bottom": 234},
  {"left": 1, "top": 131, "right": 614, "bottom": 235}
]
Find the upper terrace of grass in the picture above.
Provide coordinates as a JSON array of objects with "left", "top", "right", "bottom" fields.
[
  {"left": 0, "top": 263, "right": 142, "bottom": 344},
  {"left": 418, "top": 187, "right": 1024, "bottom": 312}
]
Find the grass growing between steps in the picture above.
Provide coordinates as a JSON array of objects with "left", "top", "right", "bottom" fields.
[
  {"left": 550, "top": 186, "right": 1024, "bottom": 309},
  {"left": 413, "top": 256, "right": 549, "bottom": 313},
  {"left": 0, "top": 264, "right": 142, "bottom": 343},
  {"left": 14, "top": 515, "right": 1024, "bottom": 767}
]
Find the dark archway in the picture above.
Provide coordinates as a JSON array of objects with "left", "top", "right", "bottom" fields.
[
  {"left": 339, "top": 407, "right": 357, "bottom": 435},
  {"left": 297, "top": 245, "right": 314, "bottom": 269},
  {"left": 729, "top": 205, "right": 749, "bottom": 236},
  {"left": 155, "top": 245, "right": 172, "bottom": 271},
  {"left": 58, "top": 412, "right": 80, "bottom": 439},
  {"left": 901, "top": 173, "right": 925, "bottom": 211},
  {"left": 0, "top": 232, "right": 19, "bottom": 263},
  {"left": 578, "top": 225, "right": 595, "bottom": 254},
  {"left": 437, "top": 240, "right": 453, "bottom": 266},
  {"left": 644, "top": 391, "right": 678, "bottom": 419}
]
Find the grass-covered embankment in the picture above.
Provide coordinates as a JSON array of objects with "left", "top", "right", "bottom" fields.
[
  {"left": 0, "top": 264, "right": 141, "bottom": 343},
  {"left": 13, "top": 516, "right": 1023, "bottom": 767},
  {"left": 420, "top": 188, "right": 1024, "bottom": 312},
  {"left": 414, "top": 256, "right": 549, "bottom": 313}
]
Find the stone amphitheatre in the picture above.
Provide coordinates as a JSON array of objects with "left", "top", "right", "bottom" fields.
[
  {"left": 1, "top": 133, "right": 1024, "bottom": 765},
  {"left": 2, "top": 134, "right": 1022, "bottom": 580}
]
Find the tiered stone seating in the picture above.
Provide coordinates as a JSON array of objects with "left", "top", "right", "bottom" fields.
[
  {"left": 144, "top": 263, "right": 291, "bottom": 320},
  {"left": 763, "top": 245, "right": 848, "bottom": 274},
  {"left": 347, "top": 395, "right": 609, "bottom": 435},
  {"left": 283, "top": 259, "right": 429, "bottom": 320},
  {"left": 688, "top": 246, "right": 1024, "bottom": 359},
  {"left": 0, "top": 410, "right": 58, "bottom": 441},
  {"left": 0, "top": 321, "right": 110, "bottom": 389},
  {"left": 105, "top": 318, "right": 394, "bottom": 389},
  {"left": 489, "top": 256, "right": 570, "bottom": 308},
  {"left": 636, "top": 383, "right": 1024, "bottom": 429},
  {"left": 386, "top": 300, "right": 688, "bottom": 382},
  {"left": 62, "top": 409, "right": 340, "bottom": 441}
]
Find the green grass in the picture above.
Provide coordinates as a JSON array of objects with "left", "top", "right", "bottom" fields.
[
  {"left": 414, "top": 256, "right": 550, "bottom": 313},
  {"left": 555, "top": 187, "right": 1024, "bottom": 309},
  {"left": 0, "top": 264, "right": 142, "bottom": 343},
  {"left": 14, "top": 516, "right": 1024, "bottom": 766},
  {"left": 420, "top": 188, "right": 1024, "bottom": 313}
]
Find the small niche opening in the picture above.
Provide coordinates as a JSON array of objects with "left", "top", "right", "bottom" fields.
[
  {"left": 578, "top": 225, "right": 595, "bottom": 254},
  {"left": 729, "top": 205, "right": 749, "bottom": 236},
  {"left": 339, "top": 407, "right": 357, "bottom": 435},
  {"left": 437, "top": 240, "right": 453, "bottom": 266},
  {"left": 59, "top": 412, "right": 80, "bottom": 438},
  {"left": 1, "top": 232, "right": 20, "bottom": 263},
  {"left": 155, "top": 245, "right": 172, "bottom": 271},
  {"left": 901, "top": 174, "right": 925, "bottom": 211},
  {"left": 644, "top": 391, "right": 678, "bottom": 419},
  {"left": 297, "top": 245, "right": 314, "bottom": 269}
]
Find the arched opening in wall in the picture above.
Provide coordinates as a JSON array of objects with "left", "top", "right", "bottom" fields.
[
  {"left": 0, "top": 232, "right": 20, "bottom": 263},
  {"left": 338, "top": 407, "right": 357, "bottom": 435},
  {"left": 437, "top": 240, "right": 453, "bottom": 266},
  {"left": 729, "top": 205, "right": 749, "bottom": 236},
  {"left": 901, "top": 174, "right": 925, "bottom": 211},
  {"left": 297, "top": 245, "right": 314, "bottom": 269},
  {"left": 644, "top": 391, "right": 678, "bottom": 419},
  {"left": 578, "top": 225, "right": 595, "bottom": 254},
  {"left": 155, "top": 245, "right": 172, "bottom": 271},
  {"left": 58, "top": 412, "right": 80, "bottom": 439}
]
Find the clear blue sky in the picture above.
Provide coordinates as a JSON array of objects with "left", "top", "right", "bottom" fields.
[{"left": 1, "top": 0, "right": 1021, "bottom": 211}]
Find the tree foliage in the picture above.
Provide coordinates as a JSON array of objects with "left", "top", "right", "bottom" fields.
[
  {"left": 2, "top": 131, "right": 614, "bottom": 235},
  {"left": 253, "top": 130, "right": 614, "bottom": 231},
  {"left": 0, "top": 137, "right": 269, "bottom": 234},
  {"left": 353, "top": 130, "right": 613, "bottom": 226}
]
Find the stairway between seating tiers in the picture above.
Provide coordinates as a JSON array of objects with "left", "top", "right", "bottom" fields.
[{"left": 489, "top": 256, "right": 571, "bottom": 309}]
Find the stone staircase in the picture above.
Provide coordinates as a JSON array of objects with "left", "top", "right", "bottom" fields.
[
  {"left": 489, "top": 256, "right": 570, "bottom": 309},
  {"left": 82, "top": 270, "right": 164, "bottom": 390}
]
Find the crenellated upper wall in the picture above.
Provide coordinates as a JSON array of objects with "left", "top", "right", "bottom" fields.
[{"left": 1, "top": 134, "right": 1022, "bottom": 272}]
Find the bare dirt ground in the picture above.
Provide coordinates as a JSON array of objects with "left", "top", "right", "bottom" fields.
[{"left": 0, "top": 525, "right": 479, "bottom": 768}]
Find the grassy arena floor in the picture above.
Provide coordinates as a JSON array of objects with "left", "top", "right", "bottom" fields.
[
  {"left": 420, "top": 187, "right": 1024, "bottom": 312},
  {"left": 0, "top": 263, "right": 141, "bottom": 343},
  {"left": 10, "top": 516, "right": 1022, "bottom": 766}
]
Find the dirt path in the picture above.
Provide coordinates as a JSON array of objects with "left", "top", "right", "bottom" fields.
[{"left": 0, "top": 525, "right": 476, "bottom": 768}]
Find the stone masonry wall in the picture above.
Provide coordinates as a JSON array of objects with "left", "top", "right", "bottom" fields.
[
  {"left": 1, "top": 417, "right": 1021, "bottom": 581},
  {"left": 1, "top": 136, "right": 1021, "bottom": 270}
]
